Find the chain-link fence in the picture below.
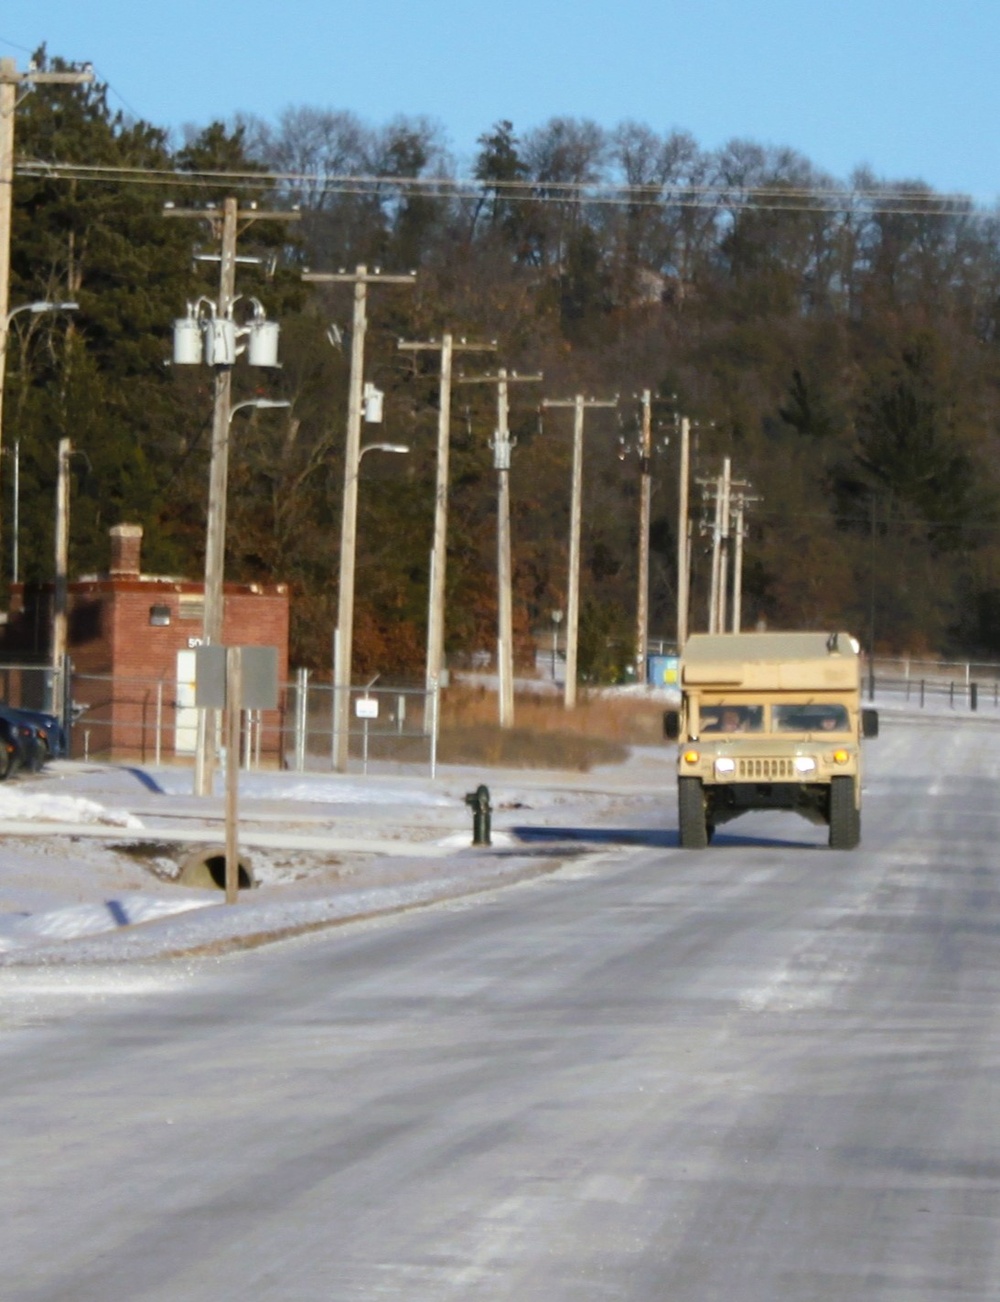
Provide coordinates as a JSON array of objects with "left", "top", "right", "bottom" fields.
[{"left": 58, "top": 666, "right": 439, "bottom": 774}]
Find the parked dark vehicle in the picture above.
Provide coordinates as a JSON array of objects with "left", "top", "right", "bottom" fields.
[
  {"left": 0, "top": 719, "right": 19, "bottom": 779},
  {"left": 0, "top": 705, "right": 65, "bottom": 762},
  {"left": 0, "top": 716, "right": 44, "bottom": 778}
]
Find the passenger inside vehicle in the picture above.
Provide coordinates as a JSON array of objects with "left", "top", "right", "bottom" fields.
[{"left": 773, "top": 704, "right": 850, "bottom": 732}]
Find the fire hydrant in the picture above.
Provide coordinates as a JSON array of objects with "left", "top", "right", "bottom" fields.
[{"left": 464, "top": 783, "right": 492, "bottom": 846}]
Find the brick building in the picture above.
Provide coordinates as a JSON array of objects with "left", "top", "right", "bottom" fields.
[{"left": 4, "top": 524, "right": 290, "bottom": 760}]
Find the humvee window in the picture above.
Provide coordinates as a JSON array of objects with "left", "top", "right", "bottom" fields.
[
  {"left": 773, "top": 703, "right": 849, "bottom": 733},
  {"left": 701, "top": 705, "right": 764, "bottom": 733}
]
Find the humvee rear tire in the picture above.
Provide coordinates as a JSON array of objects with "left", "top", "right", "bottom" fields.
[
  {"left": 678, "top": 777, "right": 710, "bottom": 849},
  {"left": 829, "top": 776, "right": 860, "bottom": 850}
]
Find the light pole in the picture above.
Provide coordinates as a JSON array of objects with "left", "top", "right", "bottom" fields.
[
  {"left": 193, "top": 396, "right": 290, "bottom": 796},
  {"left": 204, "top": 397, "right": 291, "bottom": 643},
  {"left": 302, "top": 266, "right": 416, "bottom": 774},
  {"left": 168, "top": 196, "right": 296, "bottom": 794},
  {"left": 330, "top": 440, "right": 409, "bottom": 772},
  {"left": 1, "top": 301, "right": 78, "bottom": 587},
  {"left": 0, "top": 54, "right": 92, "bottom": 537},
  {"left": 360, "top": 442, "right": 409, "bottom": 461}
]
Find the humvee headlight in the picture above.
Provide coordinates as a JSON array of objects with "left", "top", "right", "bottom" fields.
[
  {"left": 833, "top": 748, "right": 850, "bottom": 765},
  {"left": 793, "top": 756, "right": 817, "bottom": 775},
  {"left": 714, "top": 757, "right": 736, "bottom": 776},
  {"left": 683, "top": 749, "right": 700, "bottom": 766}
]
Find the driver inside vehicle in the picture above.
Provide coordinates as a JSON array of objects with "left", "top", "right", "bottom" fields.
[{"left": 703, "top": 705, "right": 758, "bottom": 733}]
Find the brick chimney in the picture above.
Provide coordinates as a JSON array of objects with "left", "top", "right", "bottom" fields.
[{"left": 109, "top": 524, "right": 143, "bottom": 578}]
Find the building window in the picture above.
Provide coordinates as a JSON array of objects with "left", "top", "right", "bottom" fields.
[{"left": 149, "top": 605, "right": 172, "bottom": 627}]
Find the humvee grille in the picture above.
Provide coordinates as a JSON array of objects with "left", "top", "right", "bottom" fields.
[{"left": 737, "top": 757, "right": 796, "bottom": 780}]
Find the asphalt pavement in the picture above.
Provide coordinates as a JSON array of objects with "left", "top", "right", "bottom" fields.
[{"left": 3, "top": 715, "right": 1000, "bottom": 1299}]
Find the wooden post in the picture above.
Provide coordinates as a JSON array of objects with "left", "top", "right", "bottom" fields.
[{"left": 224, "top": 646, "right": 242, "bottom": 905}]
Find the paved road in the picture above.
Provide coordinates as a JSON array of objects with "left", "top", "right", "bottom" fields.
[{"left": 3, "top": 717, "right": 1000, "bottom": 1300}]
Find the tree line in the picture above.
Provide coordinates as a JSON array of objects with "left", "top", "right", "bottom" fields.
[{"left": 9, "top": 49, "right": 1000, "bottom": 680}]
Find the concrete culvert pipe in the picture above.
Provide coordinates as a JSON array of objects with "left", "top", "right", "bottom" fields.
[{"left": 178, "top": 845, "right": 255, "bottom": 891}]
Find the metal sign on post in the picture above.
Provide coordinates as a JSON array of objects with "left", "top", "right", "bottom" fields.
[
  {"left": 194, "top": 645, "right": 278, "bottom": 709},
  {"left": 356, "top": 695, "right": 378, "bottom": 774},
  {"left": 193, "top": 645, "right": 280, "bottom": 903}
]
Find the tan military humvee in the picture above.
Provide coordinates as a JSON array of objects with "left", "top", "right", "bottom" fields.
[{"left": 664, "top": 631, "right": 879, "bottom": 849}]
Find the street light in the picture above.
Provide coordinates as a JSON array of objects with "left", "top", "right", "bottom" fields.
[
  {"left": 205, "top": 396, "right": 290, "bottom": 615},
  {"left": 1, "top": 301, "right": 78, "bottom": 586},
  {"left": 359, "top": 442, "right": 408, "bottom": 460},
  {"left": 229, "top": 397, "right": 290, "bottom": 423},
  {"left": 332, "top": 440, "right": 410, "bottom": 772},
  {"left": 5, "top": 300, "right": 79, "bottom": 326},
  {"left": 193, "top": 394, "right": 290, "bottom": 796}
]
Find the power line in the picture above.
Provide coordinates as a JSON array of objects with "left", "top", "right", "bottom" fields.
[{"left": 11, "top": 158, "right": 997, "bottom": 218}]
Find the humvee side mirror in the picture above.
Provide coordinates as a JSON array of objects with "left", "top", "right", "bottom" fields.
[
  {"left": 862, "top": 708, "right": 879, "bottom": 739},
  {"left": 663, "top": 709, "right": 680, "bottom": 741}
]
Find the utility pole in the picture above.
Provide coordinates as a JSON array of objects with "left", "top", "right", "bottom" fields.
[
  {"left": 676, "top": 416, "right": 691, "bottom": 649},
  {"left": 716, "top": 456, "right": 732, "bottom": 634},
  {"left": 635, "top": 389, "right": 653, "bottom": 682},
  {"left": 729, "top": 485, "right": 758, "bottom": 633},
  {"left": 52, "top": 437, "right": 70, "bottom": 710},
  {"left": 542, "top": 394, "right": 618, "bottom": 709},
  {"left": 705, "top": 469, "right": 723, "bottom": 634},
  {"left": 0, "top": 57, "right": 92, "bottom": 574},
  {"left": 700, "top": 459, "right": 750, "bottom": 635},
  {"left": 166, "top": 198, "right": 298, "bottom": 794},
  {"left": 398, "top": 334, "right": 495, "bottom": 703},
  {"left": 731, "top": 493, "right": 745, "bottom": 632},
  {"left": 456, "top": 367, "right": 541, "bottom": 728},
  {"left": 304, "top": 265, "right": 416, "bottom": 773}
]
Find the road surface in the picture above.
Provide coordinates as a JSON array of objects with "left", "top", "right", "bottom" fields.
[{"left": 3, "top": 715, "right": 999, "bottom": 1299}]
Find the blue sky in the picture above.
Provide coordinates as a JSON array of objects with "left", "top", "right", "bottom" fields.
[{"left": 4, "top": 0, "right": 999, "bottom": 200}]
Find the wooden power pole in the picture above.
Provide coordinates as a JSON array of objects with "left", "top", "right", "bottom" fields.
[
  {"left": 165, "top": 198, "right": 298, "bottom": 794},
  {"left": 456, "top": 367, "right": 541, "bottom": 728},
  {"left": 0, "top": 58, "right": 92, "bottom": 577},
  {"left": 542, "top": 394, "right": 618, "bottom": 709},
  {"left": 304, "top": 265, "right": 416, "bottom": 772},
  {"left": 676, "top": 416, "right": 691, "bottom": 649},
  {"left": 398, "top": 334, "right": 495, "bottom": 704}
]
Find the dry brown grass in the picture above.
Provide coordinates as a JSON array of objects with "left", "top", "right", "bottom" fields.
[{"left": 437, "top": 685, "right": 666, "bottom": 770}]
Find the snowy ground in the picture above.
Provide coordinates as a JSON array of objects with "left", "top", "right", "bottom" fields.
[
  {"left": 0, "top": 681, "right": 987, "bottom": 968},
  {"left": 0, "top": 749, "right": 673, "bottom": 966}
]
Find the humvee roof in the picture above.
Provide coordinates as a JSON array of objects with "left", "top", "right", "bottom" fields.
[{"left": 681, "top": 632, "right": 860, "bottom": 690}]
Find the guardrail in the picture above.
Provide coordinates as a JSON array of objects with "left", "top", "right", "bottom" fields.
[{"left": 866, "top": 673, "right": 999, "bottom": 713}]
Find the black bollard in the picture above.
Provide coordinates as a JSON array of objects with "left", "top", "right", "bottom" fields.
[{"left": 464, "top": 784, "right": 492, "bottom": 846}]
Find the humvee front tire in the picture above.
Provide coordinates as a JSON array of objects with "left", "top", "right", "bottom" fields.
[
  {"left": 828, "top": 776, "right": 860, "bottom": 850},
  {"left": 678, "top": 777, "right": 710, "bottom": 849}
]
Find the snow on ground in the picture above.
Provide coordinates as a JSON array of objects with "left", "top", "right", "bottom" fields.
[
  {"left": 0, "top": 751, "right": 671, "bottom": 966},
  {"left": 0, "top": 687, "right": 967, "bottom": 968}
]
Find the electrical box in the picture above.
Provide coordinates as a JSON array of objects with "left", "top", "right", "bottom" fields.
[
  {"left": 172, "top": 317, "right": 203, "bottom": 365},
  {"left": 206, "top": 318, "right": 237, "bottom": 366},
  {"left": 363, "top": 383, "right": 384, "bottom": 423},
  {"left": 247, "top": 320, "right": 280, "bottom": 368}
]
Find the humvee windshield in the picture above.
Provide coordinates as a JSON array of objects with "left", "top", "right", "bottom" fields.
[
  {"left": 701, "top": 705, "right": 764, "bottom": 733},
  {"left": 773, "top": 703, "right": 850, "bottom": 732},
  {"left": 698, "top": 702, "right": 851, "bottom": 734}
]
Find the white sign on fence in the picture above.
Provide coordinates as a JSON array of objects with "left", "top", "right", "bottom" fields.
[{"left": 355, "top": 697, "right": 379, "bottom": 719}]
